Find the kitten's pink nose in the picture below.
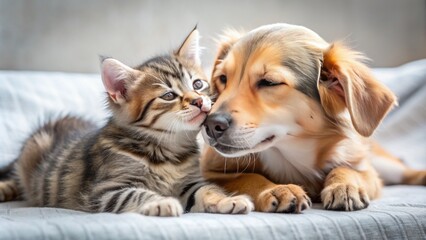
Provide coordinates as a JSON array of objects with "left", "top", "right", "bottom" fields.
[{"left": 190, "top": 97, "right": 203, "bottom": 109}]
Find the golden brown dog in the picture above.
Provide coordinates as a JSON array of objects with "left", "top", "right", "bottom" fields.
[{"left": 200, "top": 23, "right": 426, "bottom": 213}]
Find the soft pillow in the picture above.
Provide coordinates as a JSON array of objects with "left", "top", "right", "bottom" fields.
[
  {"left": 373, "top": 59, "right": 426, "bottom": 169},
  {"left": 0, "top": 71, "right": 108, "bottom": 168},
  {"left": 0, "top": 60, "right": 425, "bottom": 169}
]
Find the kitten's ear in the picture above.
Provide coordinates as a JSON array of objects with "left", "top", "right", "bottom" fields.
[
  {"left": 176, "top": 26, "right": 201, "bottom": 65},
  {"left": 100, "top": 58, "right": 137, "bottom": 104}
]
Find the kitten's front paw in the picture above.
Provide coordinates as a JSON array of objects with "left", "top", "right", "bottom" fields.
[
  {"left": 208, "top": 195, "right": 254, "bottom": 214},
  {"left": 321, "top": 183, "right": 369, "bottom": 211},
  {"left": 140, "top": 197, "right": 183, "bottom": 217},
  {"left": 256, "top": 184, "right": 311, "bottom": 213}
]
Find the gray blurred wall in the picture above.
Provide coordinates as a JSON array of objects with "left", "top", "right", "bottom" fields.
[{"left": 0, "top": 0, "right": 425, "bottom": 73}]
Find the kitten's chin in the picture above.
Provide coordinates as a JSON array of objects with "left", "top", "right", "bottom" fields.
[
  {"left": 186, "top": 112, "right": 207, "bottom": 129},
  {"left": 189, "top": 112, "right": 206, "bottom": 123}
]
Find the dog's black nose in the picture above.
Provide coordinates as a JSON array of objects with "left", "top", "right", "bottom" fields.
[{"left": 204, "top": 113, "right": 232, "bottom": 140}]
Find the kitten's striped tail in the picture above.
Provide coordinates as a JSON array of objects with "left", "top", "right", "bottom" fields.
[
  {"left": 0, "top": 161, "right": 14, "bottom": 180},
  {"left": 0, "top": 117, "right": 60, "bottom": 202},
  {"left": 1, "top": 116, "right": 96, "bottom": 203},
  {"left": 0, "top": 161, "right": 19, "bottom": 202}
]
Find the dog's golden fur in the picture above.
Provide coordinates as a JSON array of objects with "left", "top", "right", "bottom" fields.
[{"left": 201, "top": 23, "right": 426, "bottom": 213}]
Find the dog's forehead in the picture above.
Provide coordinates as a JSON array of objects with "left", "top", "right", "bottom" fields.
[
  {"left": 228, "top": 24, "right": 327, "bottom": 101},
  {"left": 240, "top": 24, "right": 327, "bottom": 49},
  {"left": 233, "top": 24, "right": 327, "bottom": 68}
]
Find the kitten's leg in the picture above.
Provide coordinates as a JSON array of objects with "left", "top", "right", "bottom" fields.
[
  {"left": 0, "top": 161, "right": 19, "bottom": 202},
  {"left": 186, "top": 184, "right": 254, "bottom": 214},
  {"left": 94, "top": 187, "right": 183, "bottom": 216}
]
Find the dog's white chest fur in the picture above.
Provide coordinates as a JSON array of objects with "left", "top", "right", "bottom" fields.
[{"left": 260, "top": 137, "right": 321, "bottom": 184}]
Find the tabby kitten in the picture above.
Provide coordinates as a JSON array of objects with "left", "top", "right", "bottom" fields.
[{"left": 0, "top": 28, "right": 253, "bottom": 216}]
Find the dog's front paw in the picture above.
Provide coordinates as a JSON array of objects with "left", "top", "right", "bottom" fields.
[
  {"left": 140, "top": 197, "right": 183, "bottom": 217},
  {"left": 256, "top": 184, "right": 311, "bottom": 213},
  {"left": 321, "top": 183, "right": 369, "bottom": 211},
  {"left": 207, "top": 195, "right": 254, "bottom": 214}
]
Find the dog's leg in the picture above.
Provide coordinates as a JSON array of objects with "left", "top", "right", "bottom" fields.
[
  {"left": 371, "top": 143, "right": 426, "bottom": 185},
  {"left": 372, "top": 155, "right": 426, "bottom": 185},
  {"left": 207, "top": 172, "right": 311, "bottom": 213},
  {"left": 403, "top": 170, "right": 426, "bottom": 185},
  {"left": 321, "top": 165, "right": 381, "bottom": 211},
  {"left": 201, "top": 148, "right": 310, "bottom": 213}
]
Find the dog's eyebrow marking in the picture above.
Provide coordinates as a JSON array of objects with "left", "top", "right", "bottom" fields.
[
  {"left": 283, "top": 56, "right": 321, "bottom": 102},
  {"left": 239, "top": 52, "right": 249, "bottom": 84},
  {"left": 263, "top": 64, "right": 267, "bottom": 76},
  {"left": 238, "top": 26, "right": 285, "bottom": 84},
  {"left": 238, "top": 30, "right": 273, "bottom": 84}
]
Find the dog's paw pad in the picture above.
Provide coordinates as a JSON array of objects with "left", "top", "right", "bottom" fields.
[
  {"left": 256, "top": 184, "right": 311, "bottom": 213},
  {"left": 321, "top": 183, "right": 369, "bottom": 211}
]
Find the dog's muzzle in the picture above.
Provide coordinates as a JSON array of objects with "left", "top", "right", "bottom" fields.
[
  {"left": 203, "top": 112, "right": 254, "bottom": 157},
  {"left": 203, "top": 112, "right": 232, "bottom": 140}
]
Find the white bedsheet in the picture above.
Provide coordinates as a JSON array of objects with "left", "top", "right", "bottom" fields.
[{"left": 0, "top": 186, "right": 425, "bottom": 240}]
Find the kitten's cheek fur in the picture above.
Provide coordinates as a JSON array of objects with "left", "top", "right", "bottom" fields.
[{"left": 201, "top": 96, "right": 212, "bottom": 112}]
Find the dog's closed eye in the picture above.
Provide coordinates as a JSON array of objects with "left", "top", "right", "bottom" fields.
[{"left": 257, "top": 79, "right": 286, "bottom": 88}]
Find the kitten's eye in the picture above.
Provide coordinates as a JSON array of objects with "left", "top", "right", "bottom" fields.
[
  {"left": 193, "top": 79, "right": 203, "bottom": 90},
  {"left": 160, "top": 92, "right": 176, "bottom": 101},
  {"left": 257, "top": 79, "right": 285, "bottom": 88},
  {"left": 219, "top": 75, "right": 227, "bottom": 85}
]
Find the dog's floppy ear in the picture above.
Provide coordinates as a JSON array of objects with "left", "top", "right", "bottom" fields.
[{"left": 317, "top": 42, "right": 397, "bottom": 137}]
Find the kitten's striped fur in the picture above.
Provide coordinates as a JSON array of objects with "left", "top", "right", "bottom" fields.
[{"left": 0, "top": 28, "right": 253, "bottom": 216}]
